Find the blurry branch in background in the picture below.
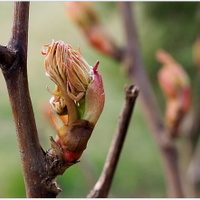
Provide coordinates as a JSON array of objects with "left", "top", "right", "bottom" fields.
[
  {"left": 65, "top": 2, "right": 124, "bottom": 61},
  {"left": 189, "top": 37, "right": 200, "bottom": 148},
  {"left": 188, "top": 138, "right": 200, "bottom": 197},
  {"left": 66, "top": 1, "right": 185, "bottom": 197},
  {"left": 187, "top": 37, "right": 200, "bottom": 196},
  {"left": 120, "top": 2, "right": 184, "bottom": 198},
  {"left": 87, "top": 85, "right": 139, "bottom": 198},
  {"left": 156, "top": 49, "right": 195, "bottom": 197}
]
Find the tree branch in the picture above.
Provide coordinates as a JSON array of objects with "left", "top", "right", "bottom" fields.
[
  {"left": 119, "top": 2, "right": 184, "bottom": 197},
  {"left": 0, "top": 2, "right": 47, "bottom": 197},
  {"left": 0, "top": 2, "right": 70, "bottom": 197},
  {"left": 187, "top": 70, "right": 200, "bottom": 196},
  {"left": 188, "top": 136, "right": 200, "bottom": 197},
  {"left": 87, "top": 85, "right": 139, "bottom": 198}
]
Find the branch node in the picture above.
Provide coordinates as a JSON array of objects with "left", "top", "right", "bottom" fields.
[
  {"left": 125, "top": 84, "right": 139, "bottom": 99},
  {"left": 45, "top": 136, "right": 78, "bottom": 178},
  {"left": 0, "top": 45, "right": 16, "bottom": 71},
  {"left": 42, "top": 136, "right": 79, "bottom": 196}
]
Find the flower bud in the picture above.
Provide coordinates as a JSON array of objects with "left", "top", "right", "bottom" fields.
[
  {"left": 42, "top": 40, "right": 105, "bottom": 162},
  {"left": 156, "top": 49, "right": 192, "bottom": 136},
  {"left": 65, "top": 2, "right": 117, "bottom": 57},
  {"left": 65, "top": 2, "right": 99, "bottom": 30}
]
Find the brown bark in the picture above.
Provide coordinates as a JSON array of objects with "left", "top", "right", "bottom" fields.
[
  {"left": 0, "top": 2, "right": 72, "bottom": 197},
  {"left": 87, "top": 85, "right": 139, "bottom": 198}
]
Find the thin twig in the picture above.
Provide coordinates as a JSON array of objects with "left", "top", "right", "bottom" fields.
[
  {"left": 119, "top": 2, "right": 184, "bottom": 197},
  {"left": 87, "top": 85, "right": 139, "bottom": 198}
]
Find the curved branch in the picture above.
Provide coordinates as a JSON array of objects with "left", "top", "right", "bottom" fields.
[
  {"left": 87, "top": 85, "right": 139, "bottom": 198},
  {"left": 119, "top": 2, "right": 184, "bottom": 197}
]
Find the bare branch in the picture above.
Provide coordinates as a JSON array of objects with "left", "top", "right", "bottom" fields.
[
  {"left": 188, "top": 70, "right": 200, "bottom": 147},
  {"left": 119, "top": 2, "right": 184, "bottom": 197},
  {"left": 0, "top": 2, "right": 47, "bottom": 197},
  {"left": 0, "top": 2, "right": 67, "bottom": 197},
  {"left": 87, "top": 85, "right": 139, "bottom": 198}
]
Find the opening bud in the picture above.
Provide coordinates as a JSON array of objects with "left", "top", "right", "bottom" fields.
[{"left": 42, "top": 40, "right": 105, "bottom": 162}]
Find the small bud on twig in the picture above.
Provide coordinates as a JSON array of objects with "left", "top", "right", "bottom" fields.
[
  {"left": 156, "top": 49, "right": 192, "bottom": 137},
  {"left": 65, "top": 2, "right": 121, "bottom": 59}
]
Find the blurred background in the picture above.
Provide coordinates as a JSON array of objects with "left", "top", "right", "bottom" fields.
[{"left": 0, "top": 1, "right": 199, "bottom": 198}]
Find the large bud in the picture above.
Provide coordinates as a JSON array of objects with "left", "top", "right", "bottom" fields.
[{"left": 42, "top": 40, "right": 105, "bottom": 162}]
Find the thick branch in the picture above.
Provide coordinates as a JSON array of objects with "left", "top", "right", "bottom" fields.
[
  {"left": 87, "top": 85, "right": 139, "bottom": 198},
  {"left": 0, "top": 2, "right": 63, "bottom": 197},
  {"left": 119, "top": 2, "right": 184, "bottom": 197}
]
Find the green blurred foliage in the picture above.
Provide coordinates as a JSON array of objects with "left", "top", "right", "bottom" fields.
[{"left": 0, "top": 1, "right": 199, "bottom": 198}]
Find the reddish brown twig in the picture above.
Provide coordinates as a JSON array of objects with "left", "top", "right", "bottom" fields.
[
  {"left": 119, "top": 2, "right": 184, "bottom": 197},
  {"left": 87, "top": 85, "right": 139, "bottom": 198}
]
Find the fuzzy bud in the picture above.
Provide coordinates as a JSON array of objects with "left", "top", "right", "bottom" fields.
[
  {"left": 65, "top": 2, "right": 117, "bottom": 57},
  {"left": 156, "top": 49, "right": 192, "bottom": 136},
  {"left": 42, "top": 40, "right": 105, "bottom": 162}
]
